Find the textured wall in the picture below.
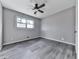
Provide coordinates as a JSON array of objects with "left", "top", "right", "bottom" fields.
[
  {"left": 3, "top": 8, "right": 41, "bottom": 45},
  {"left": 0, "top": 1, "right": 2, "bottom": 50},
  {"left": 41, "top": 7, "right": 75, "bottom": 44}
]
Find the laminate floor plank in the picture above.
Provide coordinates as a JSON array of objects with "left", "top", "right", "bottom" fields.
[{"left": 0, "top": 38, "right": 76, "bottom": 59}]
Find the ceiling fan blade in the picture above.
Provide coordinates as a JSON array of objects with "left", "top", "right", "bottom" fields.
[
  {"left": 38, "top": 10, "right": 44, "bottom": 13},
  {"left": 34, "top": 11, "right": 37, "bottom": 14},
  {"left": 38, "top": 3, "right": 45, "bottom": 8}
]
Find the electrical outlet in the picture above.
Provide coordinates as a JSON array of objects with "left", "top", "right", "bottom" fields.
[{"left": 27, "top": 36, "right": 30, "bottom": 38}]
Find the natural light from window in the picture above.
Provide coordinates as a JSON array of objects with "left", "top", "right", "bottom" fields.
[
  {"left": 16, "top": 17, "right": 34, "bottom": 29},
  {"left": 17, "top": 17, "right": 26, "bottom": 28},
  {"left": 27, "top": 20, "right": 34, "bottom": 28}
]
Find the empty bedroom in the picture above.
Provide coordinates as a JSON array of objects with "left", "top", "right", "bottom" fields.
[{"left": 0, "top": 0, "right": 77, "bottom": 59}]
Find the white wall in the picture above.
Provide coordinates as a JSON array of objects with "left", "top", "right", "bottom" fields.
[
  {"left": 0, "top": 1, "right": 2, "bottom": 50},
  {"left": 3, "top": 8, "right": 41, "bottom": 45},
  {"left": 41, "top": 7, "right": 75, "bottom": 45}
]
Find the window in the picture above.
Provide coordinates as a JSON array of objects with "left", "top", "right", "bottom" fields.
[
  {"left": 16, "top": 17, "right": 26, "bottom": 28},
  {"left": 27, "top": 20, "right": 34, "bottom": 28},
  {"left": 16, "top": 17, "right": 34, "bottom": 29}
]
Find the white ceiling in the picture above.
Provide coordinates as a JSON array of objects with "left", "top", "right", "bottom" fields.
[{"left": 0, "top": 0, "right": 75, "bottom": 18}]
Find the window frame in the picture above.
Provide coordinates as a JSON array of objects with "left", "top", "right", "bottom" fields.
[
  {"left": 15, "top": 16, "right": 34, "bottom": 29},
  {"left": 16, "top": 16, "right": 27, "bottom": 28},
  {"left": 26, "top": 20, "right": 34, "bottom": 29}
]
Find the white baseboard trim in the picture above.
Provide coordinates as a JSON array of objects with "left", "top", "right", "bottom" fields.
[
  {"left": 42, "top": 37, "right": 75, "bottom": 46},
  {"left": 3, "top": 37, "right": 41, "bottom": 45}
]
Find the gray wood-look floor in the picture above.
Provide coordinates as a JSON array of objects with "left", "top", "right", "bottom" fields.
[{"left": 0, "top": 38, "right": 76, "bottom": 59}]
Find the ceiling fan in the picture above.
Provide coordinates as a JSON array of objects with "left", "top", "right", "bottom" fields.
[{"left": 33, "top": 3, "right": 45, "bottom": 14}]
